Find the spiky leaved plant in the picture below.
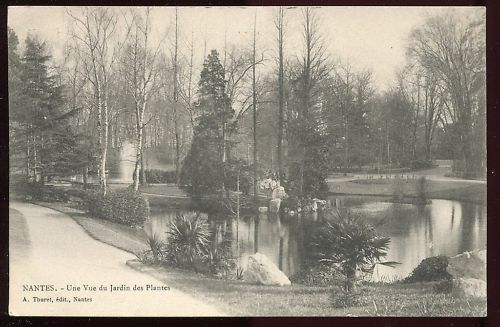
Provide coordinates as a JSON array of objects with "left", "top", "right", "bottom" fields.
[
  {"left": 166, "top": 213, "right": 211, "bottom": 270},
  {"left": 312, "top": 209, "right": 391, "bottom": 292}
]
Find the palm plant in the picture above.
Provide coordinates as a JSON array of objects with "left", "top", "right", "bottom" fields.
[
  {"left": 166, "top": 213, "right": 211, "bottom": 270},
  {"left": 312, "top": 209, "right": 391, "bottom": 292},
  {"left": 147, "top": 233, "right": 164, "bottom": 264}
]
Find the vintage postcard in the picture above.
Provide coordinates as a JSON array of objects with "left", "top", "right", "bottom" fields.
[{"left": 8, "top": 6, "right": 486, "bottom": 316}]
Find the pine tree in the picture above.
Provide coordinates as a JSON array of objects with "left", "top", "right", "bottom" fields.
[
  {"left": 10, "top": 33, "right": 84, "bottom": 182},
  {"left": 180, "top": 50, "right": 236, "bottom": 195}
]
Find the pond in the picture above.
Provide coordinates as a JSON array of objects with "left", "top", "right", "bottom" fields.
[{"left": 144, "top": 196, "right": 486, "bottom": 282}]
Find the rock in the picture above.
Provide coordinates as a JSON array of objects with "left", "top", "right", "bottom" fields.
[
  {"left": 310, "top": 201, "right": 318, "bottom": 212},
  {"left": 447, "top": 249, "right": 486, "bottom": 281},
  {"left": 269, "top": 199, "right": 281, "bottom": 213},
  {"left": 271, "top": 186, "right": 287, "bottom": 200},
  {"left": 244, "top": 253, "right": 291, "bottom": 286},
  {"left": 258, "top": 207, "right": 268, "bottom": 213},
  {"left": 452, "top": 278, "right": 486, "bottom": 298}
]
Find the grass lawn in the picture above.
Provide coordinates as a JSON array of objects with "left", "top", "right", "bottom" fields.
[
  {"left": 139, "top": 184, "right": 188, "bottom": 197},
  {"left": 127, "top": 260, "right": 485, "bottom": 316},
  {"left": 328, "top": 179, "right": 486, "bottom": 205}
]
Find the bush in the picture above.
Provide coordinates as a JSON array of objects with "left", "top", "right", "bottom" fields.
[
  {"left": 290, "top": 264, "right": 343, "bottom": 287},
  {"left": 86, "top": 189, "right": 150, "bottom": 227},
  {"left": 311, "top": 209, "right": 390, "bottom": 292},
  {"left": 404, "top": 256, "right": 452, "bottom": 283},
  {"left": 411, "top": 159, "right": 435, "bottom": 170},
  {"left": 137, "top": 233, "right": 165, "bottom": 264},
  {"left": 140, "top": 169, "right": 177, "bottom": 184},
  {"left": 164, "top": 213, "right": 211, "bottom": 271},
  {"left": 12, "top": 178, "right": 69, "bottom": 202}
]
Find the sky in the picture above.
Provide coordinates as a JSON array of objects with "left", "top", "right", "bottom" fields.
[{"left": 8, "top": 6, "right": 484, "bottom": 91}]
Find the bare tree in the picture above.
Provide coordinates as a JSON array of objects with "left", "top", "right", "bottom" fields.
[
  {"left": 121, "top": 7, "right": 163, "bottom": 191},
  {"left": 293, "top": 7, "right": 330, "bottom": 195},
  {"left": 407, "top": 11, "right": 485, "bottom": 176},
  {"left": 274, "top": 6, "right": 286, "bottom": 182},
  {"left": 172, "top": 8, "right": 181, "bottom": 185},
  {"left": 252, "top": 10, "right": 258, "bottom": 204},
  {"left": 67, "top": 7, "right": 119, "bottom": 194}
]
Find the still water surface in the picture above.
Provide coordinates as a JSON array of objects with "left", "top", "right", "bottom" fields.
[{"left": 145, "top": 196, "right": 486, "bottom": 281}]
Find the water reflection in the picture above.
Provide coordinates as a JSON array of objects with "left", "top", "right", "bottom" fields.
[{"left": 146, "top": 197, "right": 486, "bottom": 282}]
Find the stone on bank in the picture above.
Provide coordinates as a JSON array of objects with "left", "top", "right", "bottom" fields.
[
  {"left": 447, "top": 249, "right": 486, "bottom": 298},
  {"left": 243, "top": 253, "right": 291, "bottom": 286}
]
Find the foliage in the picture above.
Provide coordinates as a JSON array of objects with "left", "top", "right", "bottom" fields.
[
  {"left": 392, "top": 178, "right": 407, "bottom": 201},
  {"left": 223, "top": 160, "right": 253, "bottom": 195},
  {"left": 165, "top": 213, "right": 211, "bottom": 270},
  {"left": 86, "top": 189, "right": 150, "bottom": 227},
  {"left": 311, "top": 209, "right": 390, "bottom": 292},
  {"left": 290, "top": 264, "right": 343, "bottom": 287},
  {"left": 404, "top": 256, "right": 452, "bottom": 283},
  {"left": 136, "top": 233, "right": 165, "bottom": 264},
  {"left": 180, "top": 50, "right": 236, "bottom": 196},
  {"left": 11, "top": 178, "right": 69, "bottom": 202},
  {"left": 9, "top": 33, "right": 85, "bottom": 181},
  {"left": 140, "top": 169, "right": 178, "bottom": 184},
  {"left": 287, "top": 122, "right": 330, "bottom": 199},
  {"left": 407, "top": 12, "right": 485, "bottom": 178},
  {"left": 205, "top": 236, "right": 237, "bottom": 279},
  {"left": 411, "top": 159, "right": 435, "bottom": 170}
]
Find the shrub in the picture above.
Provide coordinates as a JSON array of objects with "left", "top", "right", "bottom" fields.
[
  {"left": 404, "top": 256, "right": 452, "bottom": 283},
  {"left": 392, "top": 178, "right": 407, "bottom": 201},
  {"left": 12, "top": 178, "right": 69, "bottom": 202},
  {"left": 165, "top": 213, "right": 211, "bottom": 271},
  {"left": 86, "top": 189, "right": 149, "bottom": 227},
  {"left": 290, "top": 264, "right": 343, "bottom": 287},
  {"left": 311, "top": 209, "right": 391, "bottom": 292},
  {"left": 140, "top": 169, "right": 177, "bottom": 184},
  {"left": 137, "top": 233, "right": 165, "bottom": 264},
  {"left": 205, "top": 239, "right": 237, "bottom": 279},
  {"left": 411, "top": 159, "right": 435, "bottom": 170}
]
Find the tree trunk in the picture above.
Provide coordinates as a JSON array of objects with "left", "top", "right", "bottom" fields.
[
  {"left": 173, "top": 8, "right": 181, "bottom": 186},
  {"left": 133, "top": 103, "right": 145, "bottom": 191},
  {"left": 276, "top": 7, "right": 285, "bottom": 183},
  {"left": 140, "top": 127, "right": 147, "bottom": 186},
  {"left": 252, "top": 11, "right": 258, "bottom": 206},
  {"left": 345, "top": 267, "right": 356, "bottom": 293},
  {"left": 101, "top": 98, "right": 108, "bottom": 195}
]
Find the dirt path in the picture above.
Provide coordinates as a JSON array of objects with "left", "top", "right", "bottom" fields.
[{"left": 9, "top": 202, "right": 225, "bottom": 316}]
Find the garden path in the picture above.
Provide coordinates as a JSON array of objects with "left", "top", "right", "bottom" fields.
[{"left": 9, "top": 202, "right": 225, "bottom": 316}]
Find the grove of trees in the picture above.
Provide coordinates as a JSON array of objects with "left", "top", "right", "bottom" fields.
[{"left": 9, "top": 7, "right": 486, "bottom": 202}]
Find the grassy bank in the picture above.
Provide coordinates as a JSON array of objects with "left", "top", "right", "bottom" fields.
[
  {"left": 32, "top": 201, "right": 149, "bottom": 254},
  {"left": 33, "top": 200, "right": 485, "bottom": 317},
  {"left": 127, "top": 259, "right": 485, "bottom": 316},
  {"left": 328, "top": 179, "right": 486, "bottom": 205}
]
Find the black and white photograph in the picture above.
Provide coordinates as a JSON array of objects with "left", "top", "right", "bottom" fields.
[{"left": 7, "top": 6, "right": 486, "bottom": 316}]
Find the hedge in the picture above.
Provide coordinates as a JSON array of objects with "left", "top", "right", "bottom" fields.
[
  {"left": 140, "top": 169, "right": 177, "bottom": 184},
  {"left": 12, "top": 179, "right": 69, "bottom": 202},
  {"left": 86, "top": 189, "right": 150, "bottom": 227}
]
